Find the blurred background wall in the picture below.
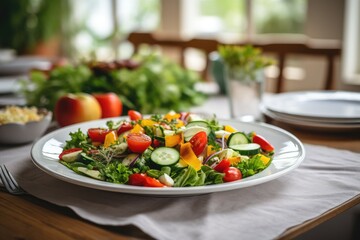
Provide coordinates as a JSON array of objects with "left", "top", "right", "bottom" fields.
[{"left": 0, "top": 0, "right": 359, "bottom": 92}]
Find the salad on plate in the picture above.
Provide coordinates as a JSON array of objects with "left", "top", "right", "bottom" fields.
[{"left": 59, "top": 111, "right": 274, "bottom": 188}]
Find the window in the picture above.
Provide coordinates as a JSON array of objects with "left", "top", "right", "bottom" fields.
[
  {"left": 253, "top": 0, "right": 306, "bottom": 34},
  {"left": 71, "top": 0, "right": 160, "bottom": 60},
  {"left": 342, "top": 0, "right": 360, "bottom": 84},
  {"left": 184, "top": 0, "right": 307, "bottom": 40}
]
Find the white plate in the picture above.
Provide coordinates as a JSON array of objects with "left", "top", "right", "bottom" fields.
[
  {"left": 0, "top": 56, "right": 51, "bottom": 75},
  {"left": 261, "top": 105, "right": 360, "bottom": 132},
  {"left": 31, "top": 118, "right": 305, "bottom": 196},
  {"left": 0, "top": 75, "right": 25, "bottom": 94},
  {"left": 264, "top": 91, "right": 360, "bottom": 120},
  {"left": 264, "top": 106, "right": 360, "bottom": 124}
]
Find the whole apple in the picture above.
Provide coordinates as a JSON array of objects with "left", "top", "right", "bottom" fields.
[
  {"left": 93, "top": 92, "right": 122, "bottom": 118},
  {"left": 55, "top": 93, "right": 102, "bottom": 127}
]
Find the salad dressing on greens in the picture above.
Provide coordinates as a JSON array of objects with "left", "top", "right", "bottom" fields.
[{"left": 59, "top": 111, "right": 274, "bottom": 187}]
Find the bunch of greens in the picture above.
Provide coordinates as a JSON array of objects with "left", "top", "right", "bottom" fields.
[
  {"left": 21, "top": 52, "right": 206, "bottom": 114},
  {"left": 218, "top": 45, "right": 275, "bottom": 80}
]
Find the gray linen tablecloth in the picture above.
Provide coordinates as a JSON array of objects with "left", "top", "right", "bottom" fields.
[{"left": 1, "top": 143, "right": 359, "bottom": 240}]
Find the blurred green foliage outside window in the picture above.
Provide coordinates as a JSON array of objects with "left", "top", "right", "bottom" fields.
[{"left": 0, "top": 0, "right": 72, "bottom": 54}]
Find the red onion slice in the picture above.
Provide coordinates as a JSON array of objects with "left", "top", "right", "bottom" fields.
[
  {"left": 203, "top": 149, "right": 226, "bottom": 164},
  {"left": 129, "top": 154, "right": 140, "bottom": 167}
]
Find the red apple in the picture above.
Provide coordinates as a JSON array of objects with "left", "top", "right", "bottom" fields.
[
  {"left": 55, "top": 93, "right": 102, "bottom": 127},
  {"left": 93, "top": 92, "right": 122, "bottom": 118}
]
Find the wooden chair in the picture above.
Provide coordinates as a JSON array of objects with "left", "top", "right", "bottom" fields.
[
  {"left": 127, "top": 32, "right": 218, "bottom": 80},
  {"left": 127, "top": 32, "right": 342, "bottom": 93},
  {"left": 251, "top": 41, "right": 342, "bottom": 92}
]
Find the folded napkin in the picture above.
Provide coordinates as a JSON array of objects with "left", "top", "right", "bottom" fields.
[{"left": 1, "top": 144, "right": 360, "bottom": 240}]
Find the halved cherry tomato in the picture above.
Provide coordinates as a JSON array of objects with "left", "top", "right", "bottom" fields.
[
  {"left": 127, "top": 133, "right": 152, "bottom": 153},
  {"left": 128, "top": 110, "right": 142, "bottom": 121},
  {"left": 87, "top": 128, "right": 111, "bottom": 142},
  {"left": 189, "top": 131, "right": 207, "bottom": 156},
  {"left": 223, "top": 167, "right": 242, "bottom": 182},
  {"left": 128, "top": 174, "right": 165, "bottom": 187},
  {"left": 128, "top": 173, "right": 147, "bottom": 186},
  {"left": 117, "top": 122, "right": 133, "bottom": 135},
  {"left": 59, "top": 148, "right": 82, "bottom": 160},
  {"left": 144, "top": 176, "right": 165, "bottom": 187},
  {"left": 214, "top": 159, "right": 231, "bottom": 173},
  {"left": 252, "top": 134, "right": 274, "bottom": 152}
]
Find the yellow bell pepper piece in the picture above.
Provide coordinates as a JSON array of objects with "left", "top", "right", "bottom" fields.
[
  {"left": 165, "top": 134, "right": 182, "bottom": 147},
  {"left": 180, "top": 142, "right": 202, "bottom": 171},
  {"left": 224, "top": 125, "right": 237, "bottom": 133},
  {"left": 164, "top": 112, "right": 181, "bottom": 121},
  {"left": 141, "top": 119, "right": 156, "bottom": 127},
  {"left": 175, "top": 119, "right": 184, "bottom": 128},
  {"left": 178, "top": 158, "right": 189, "bottom": 167},
  {"left": 130, "top": 124, "right": 144, "bottom": 134},
  {"left": 229, "top": 156, "right": 241, "bottom": 165},
  {"left": 104, "top": 131, "right": 118, "bottom": 148},
  {"left": 257, "top": 154, "right": 270, "bottom": 165},
  {"left": 207, "top": 145, "right": 217, "bottom": 156}
]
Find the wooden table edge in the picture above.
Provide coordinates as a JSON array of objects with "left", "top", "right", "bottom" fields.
[{"left": 276, "top": 194, "right": 360, "bottom": 240}]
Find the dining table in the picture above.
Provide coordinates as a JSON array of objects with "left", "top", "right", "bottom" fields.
[{"left": 0, "top": 92, "right": 360, "bottom": 240}]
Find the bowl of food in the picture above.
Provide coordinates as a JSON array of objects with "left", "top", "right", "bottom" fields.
[{"left": 0, "top": 106, "right": 52, "bottom": 144}]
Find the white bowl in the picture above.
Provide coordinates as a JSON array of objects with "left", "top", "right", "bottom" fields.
[{"left": 0, "top": 109, "right": 52, "bottom": 145}]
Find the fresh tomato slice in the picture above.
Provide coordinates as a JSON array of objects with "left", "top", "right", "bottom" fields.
[
  {"left": 223, "top": 167, "right": 242, "bottom": 182},
  {"left": 214, "top": 159, "right": 231, "bottom": 173},
  {"left": 128, "top": 110, "right": 142, "bottom": 121},
  {"left": 59, "top": 148, "right": 82, "bottom": 160},
  {"left": 128, "top": 173, "right": 147, "bottom": 186},
  {"left": 88, "top": 128, "right": 111, "bottom": 142},
  {"left": 189, "top": 131, "right": 208, "bottom": 156},
  {"left": 252, "top": 134, "right": 274, "bottom": 152},
  {"left": 127, "top": 133, "right": 152, "bottom": 153},
  {"left": 117, "top": 122, "right": 133, "bottom": 135},
  {"left": 144, "top": 176, "right": 165, "bottom": 187}
]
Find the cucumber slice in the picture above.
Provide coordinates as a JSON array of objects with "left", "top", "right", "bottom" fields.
[
  {"left": 122, "top": 153, "right": 138, "bottom": 166},
  {"left": 151, "top": 147, "right": 180, "bottom": 166},
  {"left": 230, "top": 143, "right": 261, "bottom": 155},
  {"left": 227, "top": 132, "right": 250, "bottom": 146},
  {"left": 61, "top": 150, "right": 82, "bottom": 162},
  {"left": 184, "top": 121, "right": 211, "bottom": 141},
  {"left": 183, "top": 126, "right": 208, "bottom": 141},
  {"left": 186, "top": 120, "right": 210, "bottom": 130},
  {"left": 77, "top": 167, "right": 102, "bottom": 180},
  {"left": 80, "top": 152, "right": 95, "bottom": 162}
]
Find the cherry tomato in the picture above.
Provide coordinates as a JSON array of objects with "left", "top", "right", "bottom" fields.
[
  {"left": 144, "top": 176, "right": 165, "bottom": 187},
  {"left": 214, "top": 159, "right": 231, "bottom": 173},
  {"left": 189, "top": 131, "right": 207, "bottom": 156},
  {"left": 252, "top": 134, "right": 274, "bottom": 152},
  {"left": 93, "top": 92, "right": 122, "bottom": 118},
  {"left": 128, "top": 110, "right": 142, "bottom": 121},
  {"left": 87, "top": 128, "right": 111, "bottom": 142},
  {"left": 128, "top": 173, "right": 147, "bottom": 186},
  {"left": 223, "top": 167, "right": 242, "bottom": 182},
  {"left": 117, "top": 122, "right": 133, "bottom": 135},
  {"left": 59, "top": 148, "right": 82, "bottom": 160},
  {"left": 127, "top": 133, "right": 152, "bottom": 153}
]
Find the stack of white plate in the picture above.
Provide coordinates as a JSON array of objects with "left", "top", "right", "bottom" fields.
[{"left": 261, "top": 91, "right": 360, "bottom": 132}]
